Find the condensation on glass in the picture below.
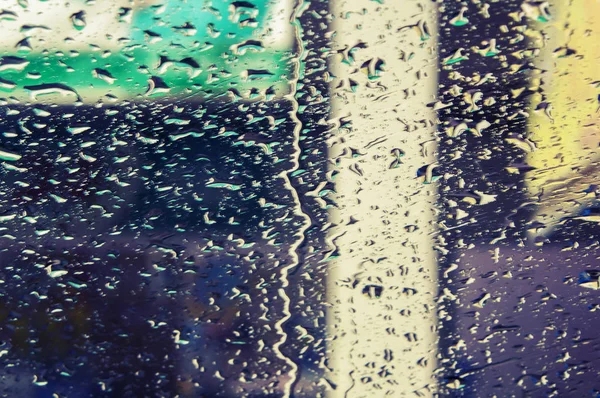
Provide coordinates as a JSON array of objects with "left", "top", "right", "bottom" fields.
[{"left": 0, "top": 0, "right": 598, "bottom": 397}]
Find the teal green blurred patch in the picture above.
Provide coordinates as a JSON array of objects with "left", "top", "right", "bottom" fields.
[{"left": 0, "top": 0, "right": 293, "bottom": 103}]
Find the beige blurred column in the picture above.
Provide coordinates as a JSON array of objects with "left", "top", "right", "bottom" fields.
[{"left": 326, "top": 0, "right": 439, "bottom": 396}]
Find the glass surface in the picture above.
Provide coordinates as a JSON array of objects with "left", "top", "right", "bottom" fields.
[{"left": 0, "top": 0, "right": 598, "bottom": 397}]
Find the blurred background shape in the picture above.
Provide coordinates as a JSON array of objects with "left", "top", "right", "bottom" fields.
[
  {"left": 526, "top": 0, "right": 600, "bottom": 237},
  {"left": 326, "top": 0, "right": 439, "bottom": 396},
  {"left": 0, "top": 0, "right": 294, "bottom": 103}
]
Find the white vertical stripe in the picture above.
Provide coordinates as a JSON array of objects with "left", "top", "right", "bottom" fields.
[{"left": 327, "top": 0, "right": 439, "bottom": 396}]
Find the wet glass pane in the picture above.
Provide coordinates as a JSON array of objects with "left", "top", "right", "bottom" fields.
[
  {"left": 0, "top": 1, "right": 325, "bottom": 396},
  {"left": 437, "top": 1, "right": 600, "bottom": 396},
  {"left": 0, "top": 0, "right": 598, "bottom": 397}
]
